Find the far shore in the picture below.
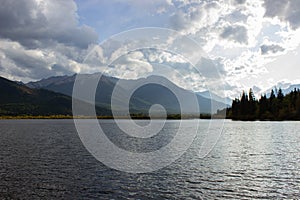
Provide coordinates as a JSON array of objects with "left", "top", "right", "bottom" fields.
[
  {"left": 1, "top": 114, "right": 299, "bottom": 121},
  {"left": 0, "top": 114, "right": 227, "bottom": 120}
]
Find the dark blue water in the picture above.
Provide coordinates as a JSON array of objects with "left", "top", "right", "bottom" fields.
[{"left": 0, "top": 119, "right": 299, "bottom": 199}]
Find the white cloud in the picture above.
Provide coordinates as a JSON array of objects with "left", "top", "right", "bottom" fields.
[
  {"left": 0, "top": 38, "right": 95, "bottom": 81},
  {"left": 170, "top": 1, "right": 222, "bottom": 35},
  {"left": 146, "top": 50, "right": 187, "bottom": 64},
  {"left": 105, "top": 51, "right": 153, "bottom": 79}
]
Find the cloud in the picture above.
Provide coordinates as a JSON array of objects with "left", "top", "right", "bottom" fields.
[
  {"left": 45, "top": 0, "right": 300, "bottom": 98},
  {"left": 196, "top": 57, "right": 227, "bottom": 79},
  {"left": 220, "top": 25, "right": 248, "bottom": 44},
  {"left": 145, "top": 49, "right": 187, "bottom": 64},
  {"left": 234, "top": 0, "right": 247, "bottom": 4},
  {"left": 0, "top": 0, "right": 98, "bottom": 49},
  {"left": 260, "top": 44, "right": 285, "bottom": 55},
  {"left": 263, "top": 0, "right": 300, "bottom": 29},
  {"left": 170, "top": 1, "right": 221, "bottom": 35},
  {"left": 0, "top": 0, "right": 299, "bottom": 98},
  {"left": 0, "top": 0, "right": 100, "bottom": 81},
  {"left": 105, "top": 51, "right": 153, "bottom": 79},
  {"left": 0, "top": 39, "right": 93, "bottom": 81}
]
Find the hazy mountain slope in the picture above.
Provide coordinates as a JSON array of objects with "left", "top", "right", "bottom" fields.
[
  {"left": 197, "top": 91, "right": 232, "bottom": 105},
  {"left": 263, "top": 83, "right": 300, "bottom": 97},
  {"left": 27, "top": 74, "right": 228, "bottom": 114}
]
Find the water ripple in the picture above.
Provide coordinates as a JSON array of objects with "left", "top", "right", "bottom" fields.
[{"left": 0, "top": 120, "right": 299, "bottom": 199}]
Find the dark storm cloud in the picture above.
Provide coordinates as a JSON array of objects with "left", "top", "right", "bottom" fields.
[
  {"left": 263, "top": 0, "right": 300, "bottom": 29},
  {"left": 0, "top": 0, "right": 98, "bottom": 49},
  {"left": 0, "top": 0, "right": 99, "bottom": 81},
  {"left": 220, "top": 25, "right": 248, "bottom": 44}
]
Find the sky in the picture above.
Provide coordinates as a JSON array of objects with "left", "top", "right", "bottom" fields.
[{"left": 0, "top": 0, "right": 300, "bottom": 98}]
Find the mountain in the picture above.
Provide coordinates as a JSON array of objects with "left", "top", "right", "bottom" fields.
[
  {"left": 0, "top": 76, "right": 111, "bottom": 116},
  {"left": 196, "top": 91, "right": 232, "bottom": 105},
  {"left": 280, "top": 84, "right": 300, "bottom": 94},
  {"left": 263, "top": 82, "right": 300, "bottom": 97},
  {"left": 0, "top": 76, "right": 73, "bottom": 116},
  {"left": 27, "top": 73, "right": 117, "bottom": 105},
  {"left": 27, "top": 74, "right": 228, "bottom": 114}
]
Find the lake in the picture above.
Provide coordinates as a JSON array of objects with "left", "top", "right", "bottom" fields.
[{"left": 0, "top": 119, "right": 299, "bottom": 199}]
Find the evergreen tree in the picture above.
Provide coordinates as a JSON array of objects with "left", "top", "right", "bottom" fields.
[
  {"left": 248, "top": 88, "right": 256, "bottom": 118},
  {"left": 227, "top": 87, "right": 300, "bottom": 120},
  {"left": 270, "top": 89, "right": 275, "bottom": 101},
  {"left": 277, "top": 88, "right": 284, "bottom": 101},
  {"left": 258, "top": 94, "right": 267, "bottom": 119}
]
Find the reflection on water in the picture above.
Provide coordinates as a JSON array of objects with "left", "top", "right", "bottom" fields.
[{"left": 0, "top": 120, "right": 299, "bottom": 199}]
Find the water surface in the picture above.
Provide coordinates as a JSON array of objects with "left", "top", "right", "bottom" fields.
[{"left": 0, "top": 120, "right": 299, "bottom": 199}]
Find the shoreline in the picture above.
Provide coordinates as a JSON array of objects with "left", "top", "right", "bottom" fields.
[
  {"left": 1, "top": 115, "right": 299, "bottom": 121},
  {"left": 0, "top": 114, "right": 222, "bottom": 120}
]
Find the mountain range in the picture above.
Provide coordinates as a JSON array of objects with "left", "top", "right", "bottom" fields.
[
  {"left": 263, "top": 83, "right": 300, "bottom": 97},
  {"left": 0, "top": 74, "right": 230, "bottom": 117},
  {"left": 196, "top": 91, "right": 232, "bottom": 105},
  {"left": 0, "top": 76, "right": 73, "bottom": 116},
  {"left": 0, "top": 76, "right": 111, "bottom": 116}
]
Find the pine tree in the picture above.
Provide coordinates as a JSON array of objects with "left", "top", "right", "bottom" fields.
[
  {"left": 248, "top": 88, "right": 256, "bottom": 118},
  {"left": 277, "top": 88, "right": 284, "bottom": 101},
  {"left": 270, "top": 89, "right": 275, "bottom": 101},
  {"left": 229, "top": 87, "right": 300, "bottom": 120}
]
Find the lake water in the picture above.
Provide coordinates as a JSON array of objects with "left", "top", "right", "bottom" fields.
[{"left": 0, "top": 119, "right": 299, "bottom": 199}]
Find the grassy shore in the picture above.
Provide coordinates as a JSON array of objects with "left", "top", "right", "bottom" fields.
[
  {"left": 0, "top": 115, "right": 119, "bottom": 119},
  {"left": 0, "top": 115, "right": 75, "bottom": 119}
]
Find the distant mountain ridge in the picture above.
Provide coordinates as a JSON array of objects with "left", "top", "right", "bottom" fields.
[
  {"left": 26, "top": 73, "right": 229, "bottom": 114},
  {"left": 26, "top": 74, "right": 77, "bottom": 89},
  {"left": 262, "top": 83, "right": 300, "bottom": 97},
  {"left": 0, "top": 76, "right": 73, "bottom": 116},
  {"left": 0, "top": 76, "right": 111, "bottom": 116},
  {"left": 197, "top": 91, "right": 231, "bottom": 105}
]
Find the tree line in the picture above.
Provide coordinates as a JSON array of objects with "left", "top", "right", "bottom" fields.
[{"left": 224, "top": 88, "right": 300, "bottom": 120}]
